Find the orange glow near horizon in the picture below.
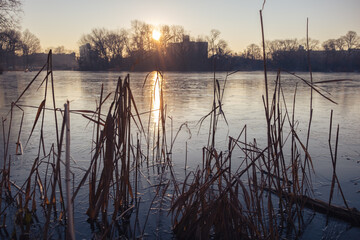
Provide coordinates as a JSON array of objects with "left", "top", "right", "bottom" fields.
[{"left": 152, "top": 29, "right": 161, "bottom": 41}]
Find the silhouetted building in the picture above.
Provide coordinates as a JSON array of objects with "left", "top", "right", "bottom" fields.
[{"left": 166, "top": 35, "right": 208, "bottom": 70}]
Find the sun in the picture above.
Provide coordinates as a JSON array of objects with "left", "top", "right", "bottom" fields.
[{"left": 152, "top": 29, "right": 161, "bottom": 41}]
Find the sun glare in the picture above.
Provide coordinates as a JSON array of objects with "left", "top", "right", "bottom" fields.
[{"left": 152, "top": 30, "right": 161, "bottom": 41}]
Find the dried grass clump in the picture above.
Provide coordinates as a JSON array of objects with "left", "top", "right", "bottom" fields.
[
  {"left": 169, "top": 12, "right": 360, "bottom": 240},
  {"left": 0, "top": 17, "right": 359, "bottom": 238}
]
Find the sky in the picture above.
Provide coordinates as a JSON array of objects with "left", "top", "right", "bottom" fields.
[{"left": 21, "top": 0, "right": 360, "bottom": 54}]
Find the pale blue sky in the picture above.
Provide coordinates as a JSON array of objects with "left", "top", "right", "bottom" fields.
[{"left": 21, "top": 0, "right": 360, "bottom": 53}]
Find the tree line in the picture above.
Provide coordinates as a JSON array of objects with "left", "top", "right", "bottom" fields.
[
  {"left": 77, "top": 21, "right": 230, "bottom": 70},
  {"left": 239, "top": 31, "right": 360, "bottom": 71},
  {"left": 242, "top": 30, "right": 360, "bottom": 59},
  {"left": 77, "top": 24, "right": 360, "bottom": 72},
  {"left": 1, "top": 0, "right": 359, "bottom": 71}
]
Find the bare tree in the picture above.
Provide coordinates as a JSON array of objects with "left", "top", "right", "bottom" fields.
[
  {"left": 265, "top": 39, "right": 301, "bottom": 58},
  {"left": 158, "top": 24, "right": 173, "bottom": 50},
  {"left": 343, "top": 31, "right": 359, "bottom": 51},
  {"left": 216, "top": 39, "right": 230, "bottom": 56},
  {"left": 335, "top": 37, "right": 346, "bottom": 51},
  {"left": 265, "top": 40, "right": 281, "bottom": 59},
  {"left": 53, "top": 46, "right": 66, "bottom": 54},
  {"left": 80, "top": 28, "right": 109, "bottom": 60},
  {"left": 0, "top": 0, "right": 21, "bottom": 30},
  {"left": 0, "top": 28, "right": 21, "bottom": 69},
  {"left": 169, "top": 25, "right": 185, "bottom": 43},
  {"left": 207, "top": 29, "right": 221, "bottom": 57},
  {"left": 300, "top": 38, "right": 320, "bottom": 50},
  {"left": 279, "top": 39, "right": 299, "bottom": 51},
  {"left": 244, "top": 43, "right": 261, "bottom": 60},
  {"left": 105, "top": 29, "right": 128, "bottom": 60},
  {"left": 0, "top": 28, "right": 21, "bottom": 53},
  {"left": 322, "top": 39, "right": 336, "bottom": 51},
  {"left": 129, "top": 20, "right": 153, "bottom": 54},
  {"left": 206, "top": 29, "right": 230, "bottom": 57},
  {"left": 21, "top": 29, "right": 41, "bottom": 55},
  {"left": 127, "top": 23, "right": 185, "bottom": 57}
]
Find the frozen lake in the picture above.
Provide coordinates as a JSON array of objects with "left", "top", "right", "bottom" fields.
[{"left": 0, "top": 70, "right": 359, "bottom": 239}]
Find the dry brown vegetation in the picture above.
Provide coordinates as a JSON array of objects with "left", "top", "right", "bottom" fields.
[{"left": 1, "top": 13, "right": 360, "bottom": 239}]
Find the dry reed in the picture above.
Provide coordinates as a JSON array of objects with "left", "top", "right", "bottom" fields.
[{"left": 0, "top": 25, "right": 359, "bottom": 239}]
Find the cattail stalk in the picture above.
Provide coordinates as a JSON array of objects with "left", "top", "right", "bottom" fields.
[{"left": 65, "top": 101, "right": 75, "bottom": 240}]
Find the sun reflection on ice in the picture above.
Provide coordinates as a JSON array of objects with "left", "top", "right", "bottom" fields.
[{"left": 151, "top": 71, "right": 162, "bottom": 126}]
